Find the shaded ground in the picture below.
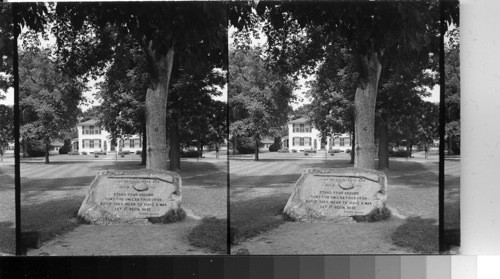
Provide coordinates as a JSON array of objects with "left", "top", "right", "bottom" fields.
[
  {"left": 22, "top": 152, "right": 227, "bottom": 255},
  {"left": 230, "top": 150, "right": 439, "bottom": 254},
  {"left": 0, "top": 154, "right": 15, "bottom": 255},
  {"left": 444, "top": 158, "right": 460, "bottom": 250}
]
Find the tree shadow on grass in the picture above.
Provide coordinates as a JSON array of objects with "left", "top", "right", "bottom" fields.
[
  {"left": 230, "top": 174, "right": 302, "bottom": 190},
  {"left": 230, "top": 194, "right": 289, "bottom": 244},
  {"left": 391, "top": 216, "right": 439, "bottom": 254},
  {"left": 187, "top": 217, "right": 228, "bottom": 254},
  {"left": 21, "top": 196, "right": 83, "bottom": 246},
  {"left": 21, "top": 176, "right": 95, "bottom": 192},
  {"left": 0, "top": 221, "right": 15, "bottom": 255}
]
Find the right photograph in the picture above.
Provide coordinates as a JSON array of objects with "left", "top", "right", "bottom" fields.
[{"left": 228, "top": 1, "right": 459, "bottom": 255}]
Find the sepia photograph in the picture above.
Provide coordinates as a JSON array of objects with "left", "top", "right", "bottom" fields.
[
  {"left": 16, "top": 2, "right": 228, "bottom": 255},
  {"left": 228, "top": 1, "right": 459, "bottom": 255}
]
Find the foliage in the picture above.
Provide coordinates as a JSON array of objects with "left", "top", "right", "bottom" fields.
[
  {"left": 19, "top": 49, "right": 84, "bottom": 161},
  {"left": 26, "top": 139, "right": 48, "bottom": 157},
  {"left": 18, "top": 2, "right": 227, "bottom": 170},
  {"left": 229, "top": 47, "right": 294, "bottom": 158},
  {"left": 445, "top": 28, "right": 460, "bottom": 155},
  {"left": 58, "top": 139, "right": 72, "bottom": 154},
  {"left": 230, "top": 1, "right": 441, "bottom": 168},
  {"left": 0, "top": 5, "right": 14, "bottom": 94},
  {"left": 235, "top": 136, "right": 260, "bottom": 154},
  {"left": 269, "top": 138, "right": 282, "bottom": 152},
  {"left": 0, "top": 105, "right": 13, "bottom": 147}
]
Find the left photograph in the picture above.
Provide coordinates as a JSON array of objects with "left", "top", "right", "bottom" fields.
[
  {"left": 0, "top": 3, "right": 15, "bottom": 256},
  {"left": 17, "top": 2, "right": 228, "bottom": 255}
]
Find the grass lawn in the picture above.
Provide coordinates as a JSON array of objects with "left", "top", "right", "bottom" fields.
[
  {"left": 0, "top": 160, "right": 15, "bottom": 255},
  {"left": 230, "top": 150, "right": 441, "bottom": 253},
  {"left": 444, "top": 158, "right": 460, "bottom": 249},
  {"left": 21, "top": 153, "right": 228, "bottom": 254}
]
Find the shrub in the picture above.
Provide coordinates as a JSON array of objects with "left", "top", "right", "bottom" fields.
[
  {"left": 181, "top": 150, "right": 199, "bottom": 158},
  {"left": 81, "top": 151, "right": 87, "bottom": 155},
  {"left": 135, "top": 150, "right": 142, "bottom": 155},
  {"left": 236, "top": 137, "right": 261, "bottom": 154},
  {"left": 278, "top": 147, "right": 289, "bottom": 153},
  {"left": 68, "top": 150, "right": 79, "bottom": 155},
  {"left": 390, "top": 150, "right": 409, "bottom": 157},
  {"left": 26, "top": 140, "right": 48, "bottom": 157},
  {"left": 345, "top": 149, "right": 351, "bottom": 153},
  {"left": 269, "top": 143, "right": 281, "bottom": 152}
]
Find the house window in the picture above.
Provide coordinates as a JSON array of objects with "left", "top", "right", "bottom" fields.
[
  {"left": 96, "top": 139, "right": 101, "bottom": 148},
  {"left": 293, "top": 137, "right": 299, "bottom": 146},
  {"left": 304, "top": 137, "right": 311, "bottom": 146},
  {"left": 340, "top": 138, "right": 345, "bottom": 146},
  {"left": 89, "top": 126, "right": 94, "bottom": 135},
  {"left": 94, "top": 127, "right": 101, "bottom": 134},
  {"left": 304, "top": 125, "right": 310, "bottom": 133},
  {"left": 299, "top": 138, "right": 304, "bottom": 146},
  {"left": 83, "top": 139, "right": 91, "bottom": 148},
  {"left": 130, "top": 139, "right": 135, "bottom": 148}
]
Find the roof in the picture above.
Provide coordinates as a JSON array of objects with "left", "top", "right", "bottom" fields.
[
  {"left": 51, "top": 141, "right": 64, "bottom": 146},
  {"left": 261, "top": 138, "right": 274, "bottom": 144},
  {"left": 288, "top": 117, "right": 309, "bottom": 124},
  {"left": 77, "top": 119, "right": 98, "bottom": 126}
]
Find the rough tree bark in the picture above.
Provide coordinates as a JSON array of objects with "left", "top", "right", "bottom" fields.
[
  {"left": 350, "top": 129, "right": 355, "bottom": 164},
  {"left": 378, "top": 114, "right": 389, "bottom": 170},
  {"left": 145, "top": 48, "right": 175, "bottom": 170},
  {"left": 354, "top": 52, "right": 382, "bottom": 170},
  {"left": 168, "top": 114, "right": 180, "bottom": 171}
]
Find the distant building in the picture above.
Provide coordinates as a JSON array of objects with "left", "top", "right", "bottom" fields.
[
  {"left": 261, "top": 137, "right": 274, "bottom": 149},
  {"left": 77, "top": 119, "right": 142, "bottom": 154},
  {"left": 287, "top": 117, "right": 352, "bottom": 153}
]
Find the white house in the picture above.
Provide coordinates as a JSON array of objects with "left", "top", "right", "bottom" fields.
[
  {"left": 76, "top": 119, "right": 142, "bottom": 154},
  {"left": 287, "top": 117, "right": 352, "bottom": 153}
]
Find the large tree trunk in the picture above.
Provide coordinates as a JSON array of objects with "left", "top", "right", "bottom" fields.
[
  {"left": 254, "top": 134, "right": 260, "bottom": 161},
  {"left": 354, "top": 53, "right": 382, "bottom": 169},
  {"left": 169, "top": 114, "right": 181, "bottom": 171},
  {"left": 378, "top": 114, "right": 389, "bottom": 170},
  {"left": 145, "top": 48, "right": 175, "bottom": 170},
  {"left": 44, "top": 140, "right": 50, "bottom": 164},
  {"left": 141, "top": 124, "right": 147, "bottom": 165}
]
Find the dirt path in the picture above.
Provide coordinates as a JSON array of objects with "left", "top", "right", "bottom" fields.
[
  {"left": 230, "top": 151, "right": 439, "bottom": 254},
  {"left": 28, "top": 218, "right": 211, "bottom": 256},
  {"left": 232, "top": 217, "right": 411, "bottom": 255}
]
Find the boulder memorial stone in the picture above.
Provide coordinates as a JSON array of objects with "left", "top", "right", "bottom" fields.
[
  {"left": 78, "top": 169, "right": 184, "bottom": 224},
  {"left": 283, "top": 168, "right": 388, "bottom": 221}
]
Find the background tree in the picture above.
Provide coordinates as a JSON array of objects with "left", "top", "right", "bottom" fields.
[
  {"left": 229, "top": 47, "right": 294, "bottom": 160},
  {"left": 168, "top": 68, "right": 227, "bottom": 170},
  {"left": 231, "top": 1, "right": 440, "bottom": 169},
  {"left": 97, "top": 35, "right": 149, "bottom": 164},
  {"left": 445, "top": 28, "right": 460, "bottom": 155},
  {"left": 17, "top": 2, "right": 227, "bottom": 170},
  {"left": 0, "top": 105, "right": 13, "bottom": 160},
  {"left": 19, "top": 49, "right": 84, "bottom": 163},
  {"left": 0, "top": 5, "right": 14, "bottom": 96}
]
